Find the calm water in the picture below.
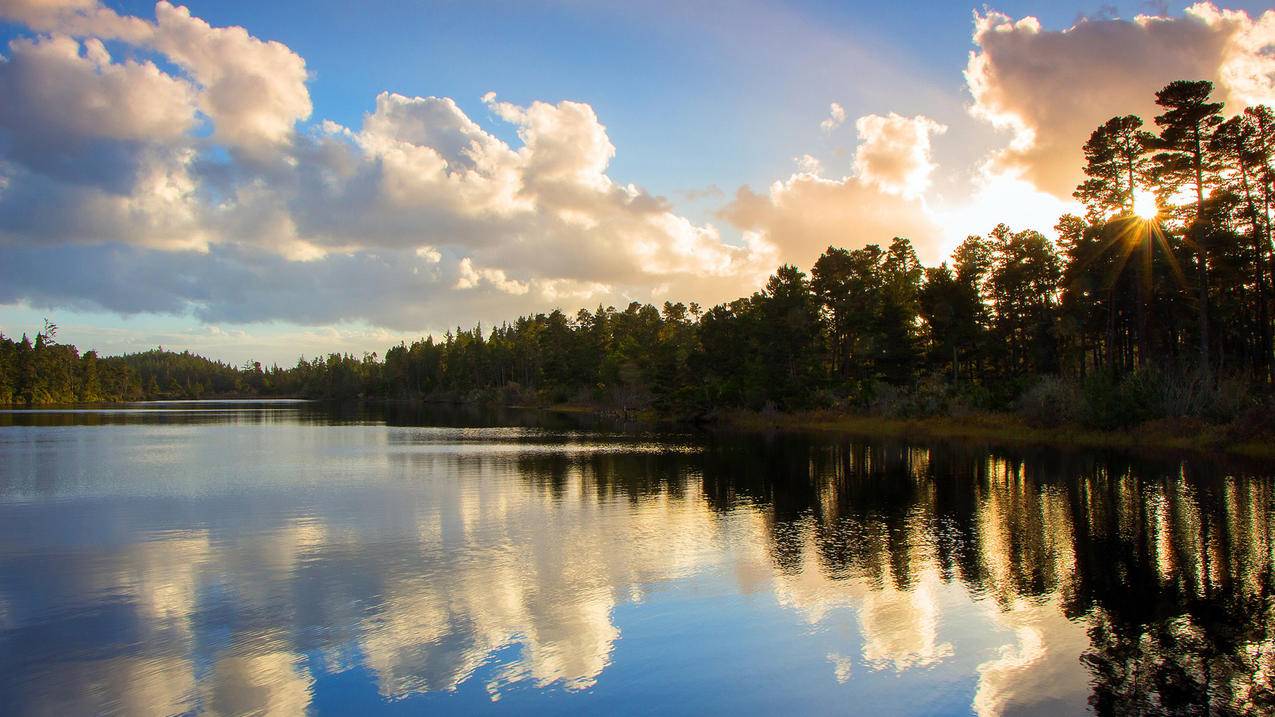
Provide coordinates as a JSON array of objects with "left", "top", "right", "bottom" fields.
[{"left": 0, "top": 402, "right": 1272, "bottom": 716}]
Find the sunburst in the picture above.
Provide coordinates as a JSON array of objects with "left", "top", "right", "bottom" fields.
[{"left": 1132, "top": 189, "right": 1158, "bottom": 221}]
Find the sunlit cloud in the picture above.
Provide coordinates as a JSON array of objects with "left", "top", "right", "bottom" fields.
[
  {"left": 722, "top": 111, "right": 947, "bottom": 263},
  {"left": 794, "top": 153, "right": 823, "bottom": 176},
  {"left": 965, "top": 2, "right": 1275, "bottom": 197},
  {"left": 820, "top": 102, "right": 846, "bottom": 133},
  {"left": 852, "top": 113, "right": 947, "bottom": 198},
  {"left": 0, "top": 1, "right": 779, "bottom": 332},
  {"left": 0, "top": 0, "right": 1272, "bottom": 345}
]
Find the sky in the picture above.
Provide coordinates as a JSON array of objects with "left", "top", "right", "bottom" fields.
[{"left": 0, "top": 0, "right": 1273, "bottom": 365}]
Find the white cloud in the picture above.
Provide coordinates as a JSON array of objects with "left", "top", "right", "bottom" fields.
[
  {"left": 820, "top": 101, "right": 846, "bottom": 133},
  {"left": 0, "top": 1, "right": 782, "bottom": 329},
  {"left": 722, "top": 112, "right": 947, "bottom": 264},
  {"left": 455, "top": 257, "right": 530, "bottom": 295},
  {"left": 852, "top": 113, "right": 947, "bottom": 198},
  {"left": 966, "top": 3, "right": 1275, "bottom": 197},
  {"left": 0, "top": 34, "right": 197, "bottom": 145},
  {"left": 3, "top": 0, "right": 1273, "bottom": 335},
  {"left": 0, "top": 1, "right": 313, "bottom": 156},
  {"left": 0, "top": 33, "right": 208, "bottom": 250},
  {"left": 483, "top": 92, "right": 615, "bottom": 193},
  {"left": 722, "top": 173, "right": 943, "bottom": 264},
  {"left": 148, "top": 1, "right": 312, "bottom": 155},
  {"left": 414, "top": 245, "right": 442, "bottom": 263},
  {"left": 794, "top": 154, "right": 823, "bottom": 175},
  {"left": 0, "top": 0, "right": 152, "bottom": 42}
]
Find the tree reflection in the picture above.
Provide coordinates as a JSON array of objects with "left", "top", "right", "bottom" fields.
[
  {"left": 2, "top": 423, "right": 1272, "bottom": 714},
  {"left": 700, "top": 432, "right": 1275, "bottom": 715}
]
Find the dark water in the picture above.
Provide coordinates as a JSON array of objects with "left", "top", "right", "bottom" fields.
[{"left": 0, "top": 402, "right": 1272, "bottom": 716}]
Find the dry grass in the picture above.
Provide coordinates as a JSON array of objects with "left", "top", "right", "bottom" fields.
[{"left": 719, "top": 409, "right": 1275, "bottom": 459}]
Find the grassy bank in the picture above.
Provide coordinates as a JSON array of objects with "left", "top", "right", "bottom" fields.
[{"left": 717, "top": 409, "right": 1275, "bottom": 459}]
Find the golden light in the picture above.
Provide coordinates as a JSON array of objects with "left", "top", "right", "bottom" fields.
[{"left": 1132, "top": 189, "right": 1158, "bottom": 220}]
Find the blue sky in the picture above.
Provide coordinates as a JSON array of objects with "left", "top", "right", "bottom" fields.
[
  {"left": 1, "top": 1, "right": 1273, "bottom": 364},
  {"left": 90, "top": 0, "right": 1257, "bottom": 194}
]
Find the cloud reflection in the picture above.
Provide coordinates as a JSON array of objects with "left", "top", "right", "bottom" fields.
[{"left": 0, "top": 421, "right": 1272, "bottom": 714}]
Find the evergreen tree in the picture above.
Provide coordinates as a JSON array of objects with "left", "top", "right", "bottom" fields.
[{"left": 1153, "top": 80, "right": 1224, "bottom": 369}]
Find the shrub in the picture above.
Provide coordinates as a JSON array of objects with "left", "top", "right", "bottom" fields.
[
  {"left": 1017, "top": 376, "right": 1082, "bottom": 427},
  {"left": 948, "top": 382, "right": 994, "bottom": 416},
  {"left": 1077, "top": 367, "right": 1257, "bottom": 430}
]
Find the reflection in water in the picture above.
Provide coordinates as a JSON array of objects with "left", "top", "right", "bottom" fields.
[{"left": 0, "top": 404, "right": 1272, "bottom": 715}]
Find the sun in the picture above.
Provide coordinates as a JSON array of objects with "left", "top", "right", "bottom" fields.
[{"left": 1132, "top": 189, "right": 1158, "bottom": 220}]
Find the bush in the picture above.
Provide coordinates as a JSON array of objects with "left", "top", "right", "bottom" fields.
[
  {"left": 948, "top": 382, "right": 994, "bottom": 416},
  {"left": 1016, "top": 376, "right": 1082, "bottom": 427},
  {"left": 1227, "top": 395, "right": 1275, "bottom": 441},
  {"left": 1078, "top": 367, "right": 1257, "bottom": 430},
  {"left": 500, "top": 381, "right": 537, "bottom": 406},
  {"left": 910, "top": 373, "right": 951, "bottom": 417},
  {"left": 1081, "top": 371, "right": 1154, "bottom": 429},
  {"left": 864, "top": 381, "right": 909, "bottom": 418},
  {"left": 858, "top": 374, "right": 958, "bottom": 419}
]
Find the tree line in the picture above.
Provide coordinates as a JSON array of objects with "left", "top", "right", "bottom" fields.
[
  {"left": 0, "top": 321, "right": 253, "bottom": 404},
  {"left": 3, "top": 80, "right": 1273, "bottom": 429}
]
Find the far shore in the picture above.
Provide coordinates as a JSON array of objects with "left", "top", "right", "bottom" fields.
[
  {"left": 699, "top": 409, "right": 1275, "bottom": 459},
  {"left": 5, "top": 396, "right": 1272, "bottom": 459},
  {"left": 525, "top": 402, "right": 1274, "bottom": 459}
]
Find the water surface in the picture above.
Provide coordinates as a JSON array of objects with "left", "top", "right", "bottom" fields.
[{"left": 0, "top": 402, "right": 1271, "bottom": 715}]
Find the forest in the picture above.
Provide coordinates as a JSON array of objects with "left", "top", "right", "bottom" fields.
[{"left": 3, "top": 80, "right": 1274, "bottom": 433}]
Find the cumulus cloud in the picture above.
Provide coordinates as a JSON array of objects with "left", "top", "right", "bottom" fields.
[
  {"left": 794, "top": 154, "right": 823, "bottom": 175},
  {"left": 0, "top": 31, "right": 208, "bottom": 251},
  {"left": 455, "top": 257, "right": 530, "bottom": 295},
  {"left": 148, "top": 1, "right": 312, "bottom": 155},
  {"left": 966, "top": 3, "right": 1275, "bottom": 196},
  {"left": 820, "top": 101, "right": 846, "bottom": 133},
  {"left": 0, "top": 1, "right": 783, "bottom": 331},
  {"left": 722, "top": 111, "right": 946, "bottom": 263},
  {"left": 0, "top": 32, "right": 200, "bottom": 217},
  {"left": 722, "top": 175, "right": 943, "bottom": 264},
  {"left": 0, "top": 1, "right": 312, "bottom": 155},
  {"left": 9, "top": 0, "right": 1270, "bottom": 337},
  {"left": 852, "top": 113, "right": 947, "bottom": 198},
  {"left": 0, "top": 0, "right": 152, "bottom": 42},
  {"left": 0, "top": 34, "right": 196, "bottom": 147}
]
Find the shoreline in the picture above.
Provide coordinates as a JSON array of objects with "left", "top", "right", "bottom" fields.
[
  {"left": 5, "top": 397, "right": 1272, "bottom": 459},
  {"left": 708, "top": 409, "right": 1275, "bottom": 459}
]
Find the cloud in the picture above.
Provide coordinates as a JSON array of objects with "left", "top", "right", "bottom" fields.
[
  {"left": 722, "top": 175, "right": 943, "bottom": 264},
  {"left": 6, "top": 0, "right": 1271, "bottom": 337},
  {"left": 0, "top": 34, "right": 196, "bottom": 147},
  {"left": 148, "top": 1, "right": 312, "bottom": 155},
  {"left": 0, "top": 34, "right": 198, "bottom": 197},
  {"left": 455, "top": 257, "right": 530, "bottom": 295},
  {"left": 794, "top": 154, "right": 823, "bottom": 175},
  {"left": 0, "top": 1, "right": 313, "bottom": 155},
  {"left": 820, "top": 101, "right": 846, "bottom": 133},
  {"left": 0, "top": 0, "right": 152, "bottom": 42},
  {"left": 0, "top": 1, "right": 780, "bottom": 330},
  {"left": 0, "top": 33, "right": 207, "bottom": 252},
  {"left": 852, "top": 113, "right": 947, "bottom": 198},
  {"left": 966, "top": 3, "right": 1275, "bottom": 197},
  {"left": 722, "top": 112, "right": 946, "bottom": 264}
]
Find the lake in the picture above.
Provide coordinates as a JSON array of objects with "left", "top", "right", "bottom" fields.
[{"left": 0, "top": 401, "right": 1271, "bottom": 715}]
